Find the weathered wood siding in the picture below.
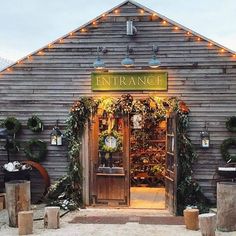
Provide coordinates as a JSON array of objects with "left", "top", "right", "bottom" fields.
[{"left": 0, "top": 2, "right": 236, "bottom": 202}]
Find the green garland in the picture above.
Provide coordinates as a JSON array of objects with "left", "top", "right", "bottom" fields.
[
  {"left": 46, "top": 95, "right": 208, "bottom": 213},
  {"left": 27, "top": 115, "right": 44, "bottom": 132},
  {"left": 2, "top": 117, "right": 21, "bottom": 135},
  {"left": 99, "top": 130, "right": 122, "bottom": 153},
  {"left": 24, "top": 139, "right": 47, "bottom": 162},
  {"left": 220, "top": 138, "right": 236, "bottom": 163},
  {"left": 226, "top": 116, "right": 236, "bottom": 132}
]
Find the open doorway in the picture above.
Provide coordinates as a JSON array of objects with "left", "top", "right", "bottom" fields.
[{"left": 130, "top": 114, "right": 166, "bottom": 209}]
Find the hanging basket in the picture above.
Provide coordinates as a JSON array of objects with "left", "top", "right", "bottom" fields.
[
  {"left": 220, "top": 138, "right": 236, "bottom": 163},
  {"left": 27, "top": 115, "right": 44, "bottom": 132},
  {"left": 2, "top": 117, "right": 21, "bottom": 135},
  {"left": 24, "top": 139, "right": 47, "bottom": 162},
  {"left": 226, "top": 116, "right": 236, "bottom": 132}
]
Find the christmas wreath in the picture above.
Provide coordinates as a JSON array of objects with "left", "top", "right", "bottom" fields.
[
  {"left": 226, "top": 116, "right": 236, "bottom": 132},
  {"left": 24, "top": 139, "right": 47, "bottom": 162},
  {"left": 2, "top": 117, "right": 21, "bottom": 135},
  {"left": 220, "top": 138, "right": 236, "bottom": 163},
  {"left": 99, "top": 130, "right": 122, "bottom": 153},
  {"left": 27, "top": 115, "right": 43, "bottom": 132}
]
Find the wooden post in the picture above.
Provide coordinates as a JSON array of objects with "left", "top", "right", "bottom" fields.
[
  {"left": 44, "top": 206, "right": 60, "bottom": 229},
  {"left": 18, "top": 211, "right": 33, "bottom": 235},
  {"left": 183, "top": 208, "right": 199, "bottom": 230},
  {"left": 217, "top": 182, "right": 236, "bottom": 232},
  {"left": 5, "top": 180, "right": 31, "bottom": 227},
  {"left": 0, "top": 193, "right": 6, "bottom": 210},
  {"left": 199, "top": 213, "right": 216, "bottom": 236}
]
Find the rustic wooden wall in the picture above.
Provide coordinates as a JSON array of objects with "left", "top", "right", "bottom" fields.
[{"left": 0, "top": 1, "right": 236, "bottom": 202}]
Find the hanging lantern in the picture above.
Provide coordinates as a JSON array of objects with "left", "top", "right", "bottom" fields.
[
  {"left": 50, "top": 120, "right": 63, "bottom": 146},
  {"left": 200, "top": 123, "right": 210, "bottom": 148}
]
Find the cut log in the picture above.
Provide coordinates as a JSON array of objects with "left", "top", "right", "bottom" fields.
[
  {"left": 183, "top": 208, "right": 199, "bottom": 230},
  {"left": 217, "top": 182, "right": 236, "bottom": 232},
  {"left": 199, "top": 213, "right": 216, "bottom": 236},
  {"left": 44, "top": 206, "right": 60, "bottom": 229},
  {"left": 0, "top": 193, "right": 6, "bottom": 210},
  {"left": 18, "top": 211, "right": 33, "bottom": 235},
  {"left": 5, "top": 180, "right": 31, "bottom": 227}
]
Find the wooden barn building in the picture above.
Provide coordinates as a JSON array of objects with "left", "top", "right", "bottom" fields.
[{"left": 0, "top": 0, "right": 236, "bottom": 214}]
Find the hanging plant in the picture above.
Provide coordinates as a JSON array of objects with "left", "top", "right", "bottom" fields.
[
  {"left": 2, "top": 117, "right": 21, "bottom": 135},
  {"left": 5, "top": 140, "right": 20, "bottom": 153},
  {"left": 220, "top": 138, "right": 236, "bottom": 163},
  {"left": 27, "top": 115, "right": 44, "bottom": 132},
  {"left": 226, "top": 116, "right": 236, "bottom": 132},
  {"left": 99, "top": 130, "right": 122, "bottom": 153},
  {"left": 24, "top": 139, "right": 47, "bottom": 162}
]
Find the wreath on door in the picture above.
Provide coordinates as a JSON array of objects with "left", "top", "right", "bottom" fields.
[
  {"left": 99, "top": 130, "right": 122, "bottom": 153},
  {"left": 27, "top": 115, "right": 44, "bottom": 132}
]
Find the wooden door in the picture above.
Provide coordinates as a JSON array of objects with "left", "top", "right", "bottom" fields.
[
  {"left": 165, "top": 112, "right": 178, "bottom": 215},
  {"left": 89, "top": 114, "right": 130, "bottom": 206}
]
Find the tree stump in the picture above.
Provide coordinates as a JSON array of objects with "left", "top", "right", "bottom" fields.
[
  {"left": 5, "top": 180, "right": 31, "bottom": 227},
  {"left": 199, "top": 213, "right": 216, "bottom": 236},
  {"left": 217, "top": 182, "right": 236, "bottom": 232},
  {"left": 183, "top": 208, "right": 199, "bottom": 230},
  {"left": 44, "top": 206, "right": 60, "bottom": 229},
  {"left": 0, "top": 193, "right": 6, "bottom": 210},
  {"left": 18, "top": 211, "right": 33, "bottom": 235}
]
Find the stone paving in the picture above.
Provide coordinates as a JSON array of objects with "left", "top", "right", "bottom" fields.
[{"left": 0, "top": 207, "right": 236, "bottom": 235}]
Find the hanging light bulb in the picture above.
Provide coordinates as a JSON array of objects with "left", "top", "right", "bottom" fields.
[
  {"left": 93, "top": 47, "right": 106, "bottom": 69},
  {"left": 121, "top": 45, "right": 134, "bottom": 67},
  {"left": 148, "top": 45, "right": 161, "bottom": 68}
]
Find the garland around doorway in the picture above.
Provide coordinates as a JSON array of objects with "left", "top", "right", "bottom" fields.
[{"left": 46, "top": 94, "right": 209, "bottom": 213}]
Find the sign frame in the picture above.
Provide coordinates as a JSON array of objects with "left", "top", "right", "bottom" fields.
[{"left": 91, "top": 71, "right": 168, "bottom": 91}]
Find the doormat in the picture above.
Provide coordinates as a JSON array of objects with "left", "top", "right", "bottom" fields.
[{"left": 69, "top": 216, "right": 184, "bottom": 225}]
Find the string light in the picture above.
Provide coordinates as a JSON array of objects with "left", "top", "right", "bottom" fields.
[
  {"left": 114, "top": 9, "right": 119, "bottom": 14},
  {"left": 209, "top": 43, "right": 213, "bottom": 46},
  {"left": 48, "top": 44, "right": 52, "bottom": 47},
  {"left": 187, "top": 32, "right": 190, "bottom": 35},
  {"left": 38, "top": 51, "right": 43, "bottom": 55},
  {"left": 220, "top": 49, "right": 225, "bottom": 53},
  {"left": 17, "top": 60, "right": 20, "bottom": 64},
  {"left": 140, "top": 9, "right": 144, "bottom": 14},
  {"left": 59, "top": 39, "right": 63, "bottom": 43},
  {"left": 92, "top": 21, "right": 97, "bottom": 25},
  {"left": 162, "top": 20, "right": 167, "bottom": 25},
  {"left": 81, "top": 28, "right": 86, "bottom": 32},
  {"left": 69, "top": 32, "right": 73, "bottom": 36},
  {"left": 102, "top": 13, "right": 106, "bottom": 17},
  {"left": 197, "top": 37, "right": 201, "bottom": 41},
  {"left": 152, "top": 13, "right": 157, "bottom": 17},
  {"left": 233, "top": 54, "right": 236, "bottom": 58},
  {"left": 174, "top": 26, "right": 179, "bottom": 30},
  {"left": 7, "top": 68, "right": 11, "bottom": 72}
]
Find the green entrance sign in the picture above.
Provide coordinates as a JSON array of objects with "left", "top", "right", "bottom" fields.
[{"left": 91, "top": 71, "right": 168, "bottom": 91}]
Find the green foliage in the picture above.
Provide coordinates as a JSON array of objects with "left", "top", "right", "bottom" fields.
[
  {"left": 24, "top": 139, "right": 47, "bottom": 162},
  {"left": 220, "top": 138, "right": 236, "bottom": 163},
  {"left": 226, "top": 116, "right": 236, "bottom": 132},
  {"left": 1, "top": 117, "right": 21, "bottom": 135},
  {"left": 27, "top": 115, "right": 43, "bottom": 132},
  {"left": 46, "top": 95, "right": 209, "bottom": 212},
  {"left": 5, "top": 139, "right": 20, "bottom": 153}
]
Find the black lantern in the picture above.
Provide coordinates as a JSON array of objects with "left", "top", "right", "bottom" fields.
[
  {"left": 50, "top": 120, "right": 63, "bottom": 146},
  {"left": 200, "top": 122, "right": 210, "bottom": 148}
]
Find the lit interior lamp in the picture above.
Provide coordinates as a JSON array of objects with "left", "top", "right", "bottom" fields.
[
  {"left": 200, "top": 122, "right": 210, "bottom": 148},
  {"left": 93, "top": 46, "right": 107, "bottom": 69},
  {"left": 121, "top": 45, "right": 134, "bottom": 67},
  {"left": 148, "top": 45, "right": 161, "bottom": 68},
  {"left": 50, "top": 120, "right": 63, "bottom": 146}
]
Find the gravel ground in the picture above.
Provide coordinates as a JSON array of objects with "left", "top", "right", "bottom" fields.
[{"left": 0, "top": 208, "right": 236, "bottom": 236}]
